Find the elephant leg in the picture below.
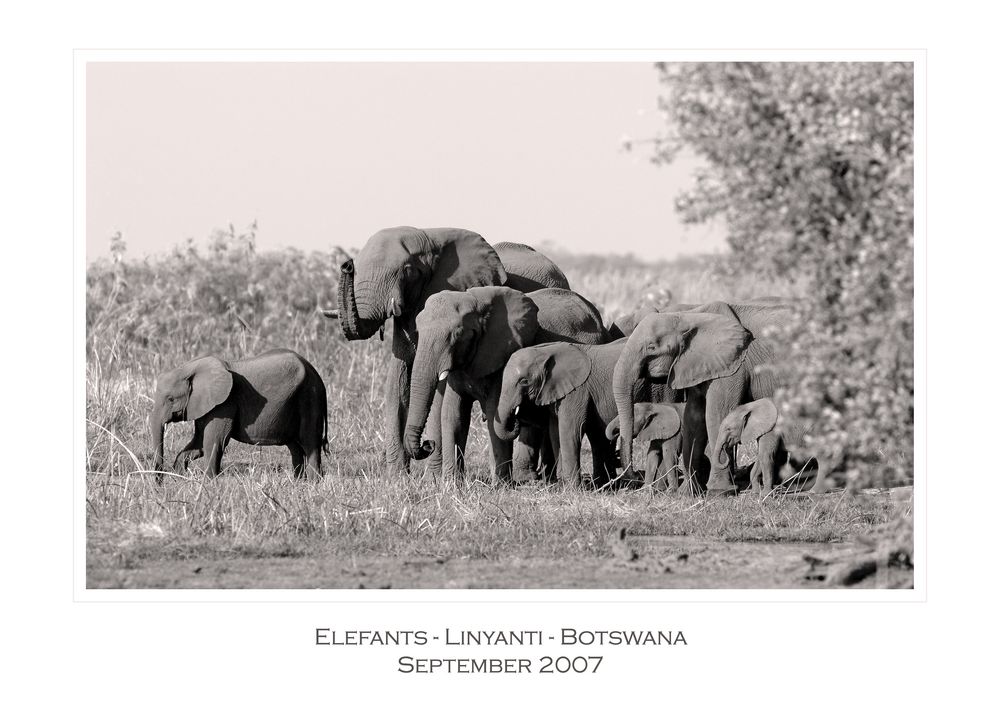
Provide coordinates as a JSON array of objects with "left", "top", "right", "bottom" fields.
[
  {"left": 644, "top": 445, "right": 665, "bottom": 490},
  {"left": 588, "top": 424, "right": 615, "bottom": 488},
  {"left": 439, "top": 384, "right": 470, "bottom": 481},
  {"left": 663, "top": 439, "right": 683, "bottom": 492},
  {"left": 173, "top": 421, "right": 205, "bottom": 471},
  {"left": 288, "top": 443, "right": 305, "bottom": 479},
  {"left": 201, "top": 417, "right": 232, "bottom": 478},
  {"left": 485, "top": 415, "right": 514, "bottom": 484},
  {"left": 513, "top": 423, "right": 543, "bottom": 483},
  {"left": 557, "top": 415, "right": 583, "bottom": 488},
  {"left": 547, "top": 415, "right": 561, "bottom": 480},
  {"left": 681, "top": 394, "right": 709, "bottom": 495},
  {"left": 757, "top": 433, "right": 781, "bottom": 493},
  {"left": 704, "top": 377, "right": 747, "bottom": 495},
  {"left": 384, "top": 356, "right": 410, "bottom": 473},
  {"left": 539, "top": 424, "right": 557, "bottom": 481},
  {"left": 304, "top": 446, "right": 323, "bottom": 479}
]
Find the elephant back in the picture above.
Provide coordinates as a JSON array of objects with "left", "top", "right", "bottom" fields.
[
  {"left": 528, "top": 288, "right": 609, "bottom": 345},
  {"left": 494, "top": 242, "right": 571, "bottom": 292},
  {"left": 230, "top": 348, "right": 307, "bottom": 405}
]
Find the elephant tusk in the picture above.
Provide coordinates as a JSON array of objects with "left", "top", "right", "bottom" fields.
[
  {"left": 321, "top": 308, "right": 340, "bottom": 319},
  {"left": 438, "top": 370, "right": 449, "bottom": 382},
  {"left": 514, "top": 405, "right": 520, "bottom": 416}
]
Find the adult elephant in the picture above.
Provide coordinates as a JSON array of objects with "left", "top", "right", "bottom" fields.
[
  {"left": 326, "top": 227, "right": 570, "bottom": 471},
  {"left": 404, "top": 286, "right": 609, "bottom": 482},
  {"left": 612, "top": 300, "right": 793, "bottom": 495}
]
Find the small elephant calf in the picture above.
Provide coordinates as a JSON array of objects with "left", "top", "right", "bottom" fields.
[
  {"left": 712, "top": 398, "right": 820, "bottom": 494},
  {"left": 149, "top": 348, "right": 328, "bottom": 480},
  {"left": 606, "top": 402, "right": 685, "bottom": 491}
]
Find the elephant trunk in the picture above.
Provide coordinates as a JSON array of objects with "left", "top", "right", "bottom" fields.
[
  {"left": 713, "top": 434, "right": 733, "bottom": 469},
  {"left": 338, "top": 260, "right": 383, "bottom": 341},
  {"left": 612, "top": 345, "right": 643, "bottom": 471},
  {"left": 149, "top": 412, "right": 165, "bottom": 482},
  {"left": 494, "top": 388, "right": 522, "bottom": 442},
  {"left": 403, "top": 358, "right": 440, "bottom": 461}
]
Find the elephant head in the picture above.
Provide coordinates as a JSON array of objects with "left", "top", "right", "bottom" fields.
[
  {"left": 494, "top": 342, "right": 594, "bottom": 441},
  {"left": 606, "top": 402, "right": 683, "bottom": 486},
  {"left": 712, "top": 398, "right": 779, "bottom": 468},
  {"left": 612, "top": 307, "right": 752, "bottom": 471},
  {"left": 404, "top": 287, "right": 540, "bottom": 459},
  {"left": 330, "top": 227, "right": 507, "bottom": 345},
  {"left": 148, "top": 356, "right": 233, "bottom": 475}
]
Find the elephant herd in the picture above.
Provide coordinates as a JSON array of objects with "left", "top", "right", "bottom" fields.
[{"left": 149, "top": 226, "right": 822, "bottom": 496}]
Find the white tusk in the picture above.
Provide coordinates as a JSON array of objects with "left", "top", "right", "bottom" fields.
[
  {"left": 438, "top": 370, "right": 449, "bottom": 381},
  {"left": 514, "top": 405, "right": 520, "bottom": 416}
]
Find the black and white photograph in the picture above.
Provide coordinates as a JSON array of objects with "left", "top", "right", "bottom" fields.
[{"left": 83, "top": 59, "right": 915, "bottom": 589}]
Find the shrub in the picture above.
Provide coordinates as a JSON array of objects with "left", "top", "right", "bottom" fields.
[{"left": 650, "top": 62, "right": 914, "bottom": 486}]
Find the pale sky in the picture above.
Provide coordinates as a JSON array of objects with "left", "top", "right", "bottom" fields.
[{"left": 86, "top": 62, "right": 727, "bottom": 262}]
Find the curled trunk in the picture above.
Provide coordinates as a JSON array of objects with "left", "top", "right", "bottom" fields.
[
  {"left": 713, "top": 436, "right": 733, "bottom": 468},
  {"left": 403, "top": 363, "right": 439, "bottom": 460},
  {"left": 338, "top": 260, "right": 383, "bottom": 341},
  {"left": 493, "top": 390, "right": 521, "bottom": 442}
]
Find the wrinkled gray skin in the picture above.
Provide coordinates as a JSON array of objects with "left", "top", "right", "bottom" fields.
[
  {"left": 605, "top": 402, "right": 686, "bottom": 492},
  {"left": 149, "top": 349, "right": 328, "bottom": 480},
  {"left": 612, "top": 300, "right": 794, "bottom": 495},
  {"left": 495, "top": 340, "right": 626, "bottom": 487},
  {"left": 330, "top": 227, "right": 569, "bottom": 473},
  {"left": 405, "top": 286, "right": 609, "bottom": 482},
  {"left": 712, "top": 398, "right": 820, "bottom": 494}
]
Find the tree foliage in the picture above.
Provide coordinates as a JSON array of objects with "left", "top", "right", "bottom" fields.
[{"left": 653, "top": 62, "right": 914, "bottom": 485}]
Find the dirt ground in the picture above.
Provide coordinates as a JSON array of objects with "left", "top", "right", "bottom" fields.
[{"left": 87, "top": 533, "right": 912, "bottom": 589}]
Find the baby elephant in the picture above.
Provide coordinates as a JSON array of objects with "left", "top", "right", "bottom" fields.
[
  {"left": 713, "top": 398, "right": 819, "bottom": 494},
  {"left": 606, "top": 402, "right": 685, "bottom": 492},
  {"left": 149, "top": 348, "right": 328, "bottom": 480},
  {"left": 495, "top": 340, "right": 626, "bottom": 487}
]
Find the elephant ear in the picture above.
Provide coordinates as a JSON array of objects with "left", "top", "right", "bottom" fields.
[
  {"left": 537, "top": 343, "right": 591, "bottom": 405},
  {"left": 670, "top": 312, "right": 752, "bottom": 389},
  {"left": 741, "top": 399, "right": 778, "bottom": 447},
  {"left": 417, "top": 228, "right": 507, "bottom": 302},
  {"left": 466, "top": 287, "right": 539, "bottom": 378},
  {"left": 185, "top": 356, "right": 233, "bottom": 420},
  {"left": 636, "top": 404, "right": 682, "bottom": 443}
]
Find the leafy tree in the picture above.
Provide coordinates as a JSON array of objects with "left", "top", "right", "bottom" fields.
[{"left": 651, "top": 62, "right": 914, "bottom": 486}]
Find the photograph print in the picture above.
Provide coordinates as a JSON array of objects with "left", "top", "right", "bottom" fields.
[{"left": 84, "top": 60, "right": 915, "bottom": 589}]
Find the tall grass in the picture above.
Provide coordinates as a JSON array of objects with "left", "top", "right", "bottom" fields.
[{"left": 87, "top": 229, "right": 887, "bottom": 570}]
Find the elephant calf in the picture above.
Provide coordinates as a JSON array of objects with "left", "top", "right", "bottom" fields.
[
  {"left": 149, "top": 348, "right": 328, "bottom": 480},
  {"left": 712, "top": 398, "right": 821, "bottom": 494},
  {"left": 496, "top": 340, "right": 628, "bottom": 488},
  {"left": 606, "top": 402, "right": 686, "bottom": 492}
]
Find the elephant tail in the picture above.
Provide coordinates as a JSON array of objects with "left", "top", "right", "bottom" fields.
[{"left": 322, "top": 396, "right": 330, "bottom": 454}]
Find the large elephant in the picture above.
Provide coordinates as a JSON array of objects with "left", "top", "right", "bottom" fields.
[
  {"left": 149, "top": 349, "right": 328, "bottom": 480},
  {"left": 326, "top": 227, "right": 570, "bottom": 472},
  {"left": 404, "top": 286, "right": 609, "bottom": 482},
  {"left": 612, "top": 300, "right": 793, "bottom": 495}
]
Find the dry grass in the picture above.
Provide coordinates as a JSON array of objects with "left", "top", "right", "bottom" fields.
[{"left": 85, "top": 242, "right": 902, "bottom": 586}]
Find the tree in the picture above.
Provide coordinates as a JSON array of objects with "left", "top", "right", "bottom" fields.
[{"left": 652, "top": 62, "right": 914, "bottom": 486}]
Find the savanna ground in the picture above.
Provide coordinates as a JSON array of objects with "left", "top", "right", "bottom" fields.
[{"left": 86, "top": 240, "right": 914, "bottom": 589}]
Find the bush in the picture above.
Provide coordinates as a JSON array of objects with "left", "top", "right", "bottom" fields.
[{"left": 651, "top": 62, "right": 914, "bottom": 486}]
